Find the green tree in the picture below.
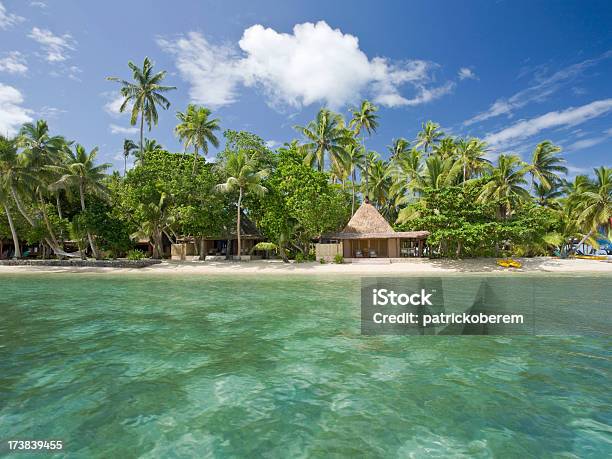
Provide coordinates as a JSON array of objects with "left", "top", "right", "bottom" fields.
[
  {"left": 122, "top": 139, "right": 137, "bottom": 176},
  {"left": 49, "top": 145, "right": 111, "bottom": 258},
  {"left": 572, "top": 166, "right": 612, "bottom": 251},
  {"left": 454, "top": 137, "right": 489, "bottom": 183},
  {"left": 477, "top": 154, "right": 530, "bottom": 219},
  {"left": 0, "top": 136, "right": 21, "bottom": 257},
  {"left": 388, "top": 138, "right": 410, "bottom": 161},
  {"left": 295, "top": 108, "right": 349, "bottom": 172},
  {"left": 415, "top": 121, "right": 444, "bottom": 154},
  {"left": 529, "top": 141, "right": 567, "bottom": 190},
  {"left": 107, "top": 57, "right": 176, "bottom": 157},
  {"left": 215, "top": 149, "right": 268, "bottom": 258},
  {"left": 175, "top": 104, "right": 221, "bottom": 175},
  {"left": 349, "top": 100, "right": 379, "bottom": 196}
]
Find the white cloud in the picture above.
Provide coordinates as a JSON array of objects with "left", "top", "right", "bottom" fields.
[
  {"left": 0, "top": 51, "right": 28, "bottom": 74},
  {"left": 0, "top": 83, "right": 33, "bottom": 136},
  {"left": 485, "top": 99, "right": 612, "bottom": 147},
  {"left": 159, "top": 21, "right": 454, "bottom": 109},
  {"left": 30, "top": 1, "right": 47, "bottom": 8},
  {"left": 465, "top": 51, "right": 612, "bottom": 126},
  {"left": 37, "top": 106, "right": 65, "bottom": 118},
  {"left": 566, "top": 127, "right": 612, "bottom": 151},
  {"left": 103, "top": 92, "right": 131, "bottom": 116},
  {"left": 458, "top": 67, "right": 477, "bottom": 80},
  {"left": 28, "top": 27, "right": 76, "bottom": 62},
  {"left": 109, "top": 124, "right": 138, "bottom": 135},
  {"left": 0, "top": 2, "right": 24, "bottom": 29}
]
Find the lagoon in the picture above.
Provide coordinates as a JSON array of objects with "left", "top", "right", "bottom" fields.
[{"left": 1, "top": 274, "right": 610, "bottom": 457}]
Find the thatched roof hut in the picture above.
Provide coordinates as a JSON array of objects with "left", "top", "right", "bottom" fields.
[{"left": 323, "top": 199, "right": 429, "bottom": 258}]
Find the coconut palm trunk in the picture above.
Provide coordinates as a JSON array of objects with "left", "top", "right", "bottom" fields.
[
  {"left": 79, "top": 179, "right": 99, "bottom": 259},
  {"left": 56, "top": 193, "right": 63, "bottom": 219},
  {"left": 3, "top": 203, "right": 21, "bottom": 258},
  {"left": 10, "top": 186, "right": 34, "bottom": 227},
  {"left": 192, "top": 146, "right": 199, "bottom": 175},
  {"left": 236, "top": 187, "right": 243, "bottom": 259},
  {"left": 139, "top": 114, "right": 144, "bottom": 162},
  {"left": 568, "top": 230, "right": 594, "bottom": 256},
  {"left": 351, "top": 168, "right": 357, "bottom": 215}
]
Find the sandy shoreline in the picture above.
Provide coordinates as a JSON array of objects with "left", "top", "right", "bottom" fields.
[{"left": 1, "top": 257, "right": 611, "bottom": 276}]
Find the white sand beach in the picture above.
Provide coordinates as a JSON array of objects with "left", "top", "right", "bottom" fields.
[{"left": 1, "top": 257, "right": 612, "bottom": 275}]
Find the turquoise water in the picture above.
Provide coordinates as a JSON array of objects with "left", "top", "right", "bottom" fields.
[{"left": 0, "top": 274, "right": 610, "bottom": 458}]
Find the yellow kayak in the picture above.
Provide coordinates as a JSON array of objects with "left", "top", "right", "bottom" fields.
[
  {"left": 574, "top": 255, "right": 608, "bottom": 261},
  {"left": 497, "top": 258, "right": 522, "bottom": 269}
]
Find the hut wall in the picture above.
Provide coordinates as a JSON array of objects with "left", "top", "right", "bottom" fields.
[
  {"left": 388, "top": 238, "right": 399, "bottom": 258},
  {"left": 315, "top": 242, "right": 343, "bottom": 261}
]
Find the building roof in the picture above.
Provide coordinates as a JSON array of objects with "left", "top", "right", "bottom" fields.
[
  {"left": 324, "top": 200, "right": 429, "bottom": 240},
  {"left": 343, "top": 201, "right": 394, "bottom": 233}
]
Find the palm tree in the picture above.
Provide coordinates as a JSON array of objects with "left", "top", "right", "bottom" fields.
[
  {"left": 433, "top": 137, "right": 457, "bottom": 160},
  {"left": 388, "top": 138, "right": 410, "bottom": 161},
  {"left": 345, "top": 142, "right": 365, "bottom": 214},
  {"left": 49, "top": 144, "right": 111, "bottom": 259},
  {"left": 16, "top": 120, "right": 65, "bottom": 168},
  {"left": 16, "top": 120, "right": 67, "bottom": 249},
  {"left": 215, "top": 150, "right": 268, "bottom": 259},
  {"left": 175, "top": 104, "right": 221, "bottom": 174},
  {"left": 534, "top": 181, "right": 563, "bottom": 208},
  {"left": 132, "top": 191, "right": 175, "bottom": 259},
  {"left": 122, "top": 139, "right": 137, "bottom": 175},
  {"left": 572, "top": 166, "right": 612, "bottom": 252},
  {"left": 349, "top": 100, "right": 379, "bottom": 196},
  {"left": 415, "top": 121, "right": 444, "bottom": 154},
  {"left": 294, "top": 109, "right": 349, "bottom": 172},
  {"left": 454, "top": 137, "right": 490, "bottom": 183},
  {"left": 477, "top": 154, "right": 531, "bottom": 219},
  {"left": 107, "top": 57, "right": 176, "bottom": 158},
  {"left": 0, "top": 136, "right": 21, "bottom": 258},
  {"left": 529, "top": 141, "right": 567, "bottom": 191}
]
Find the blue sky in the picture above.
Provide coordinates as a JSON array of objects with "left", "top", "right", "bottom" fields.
[{"left": 1, "top": 0, "right": 611, "bottom": 176}]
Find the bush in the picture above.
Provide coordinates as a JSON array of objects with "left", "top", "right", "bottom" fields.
[
  {"left": 294, "top": 252, "right": 305, "bottom": 263},
  {"left": 319, "top": 258, "right": 326, "bottom": 264},
  {"left": 126, "top": 249, "right": 146, "bottom": 260},
  {"left": 333, "top": 254, "right": 344, "bottom": 264}
]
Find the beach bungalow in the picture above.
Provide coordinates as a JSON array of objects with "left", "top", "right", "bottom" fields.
[
  {"left": 317, "top": 199, "right": 429, "bottom": 261},
  {"left": 202, "top": 214, "right": 265, "bottom": 260}
]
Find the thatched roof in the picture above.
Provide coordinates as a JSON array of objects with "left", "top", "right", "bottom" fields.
[
  {"left": 343, "top": 201, "right": 394, "bottom": 233},
  {"left": 325, "top": 200, "right": 429, "bottom": 240}
]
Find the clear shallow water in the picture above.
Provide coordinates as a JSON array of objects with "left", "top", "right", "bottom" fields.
[{"left": 0, "top": 274, "right": 610, "bottom": 458}]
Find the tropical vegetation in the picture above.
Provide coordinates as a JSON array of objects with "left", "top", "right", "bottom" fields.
[{"left": 0, "top": 57, "right": 610, "bottom": 261}]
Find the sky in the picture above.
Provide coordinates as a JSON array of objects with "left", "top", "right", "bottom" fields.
[{"left": 1, "top": 0, "right": 611, "bottom": 176}]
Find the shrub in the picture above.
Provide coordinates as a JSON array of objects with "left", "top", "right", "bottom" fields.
[
  {"left": 319, "top": 258, "right": 326, "bottom": 264},
  {"left": 333, "top": 254, "right": 344, "bottom": 264},
  {"left": 126, "top": 249, "right": 146, "bottom": 260},
  {"left": 294, "top": 252, "right": 305, "bottom": 263}
]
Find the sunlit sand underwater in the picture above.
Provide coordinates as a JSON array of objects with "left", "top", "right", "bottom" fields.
[{"left": 1, "top": 274, "right": 610, "bottom": 457}]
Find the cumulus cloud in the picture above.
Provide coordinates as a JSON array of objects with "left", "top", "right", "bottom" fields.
[
  {"left": 0, "top": 51, "right": 28, "bottom": 74},
  {"left": 0, "top": 83, "right": 33, "bottom": 136},
  {"left": 159, "top": 21, "right": 455, "bottom": 109},
  {"left": 0, "top": 1, "right": 23, "bottom": 29},
  {"left": 458, "top": 67, "right": 477, "bottom": 80},
  {"left": 465, "top": 51, "right": 612, "bottom": 126},
  {"left": 484, "top": 99, "right": 612, "bottom": 147},
  {"left": 28, "top": 27, "right": 76, "bottom": 62},
  {"left": 109, "top": 124, "right": 138, "bottom": 135}
]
